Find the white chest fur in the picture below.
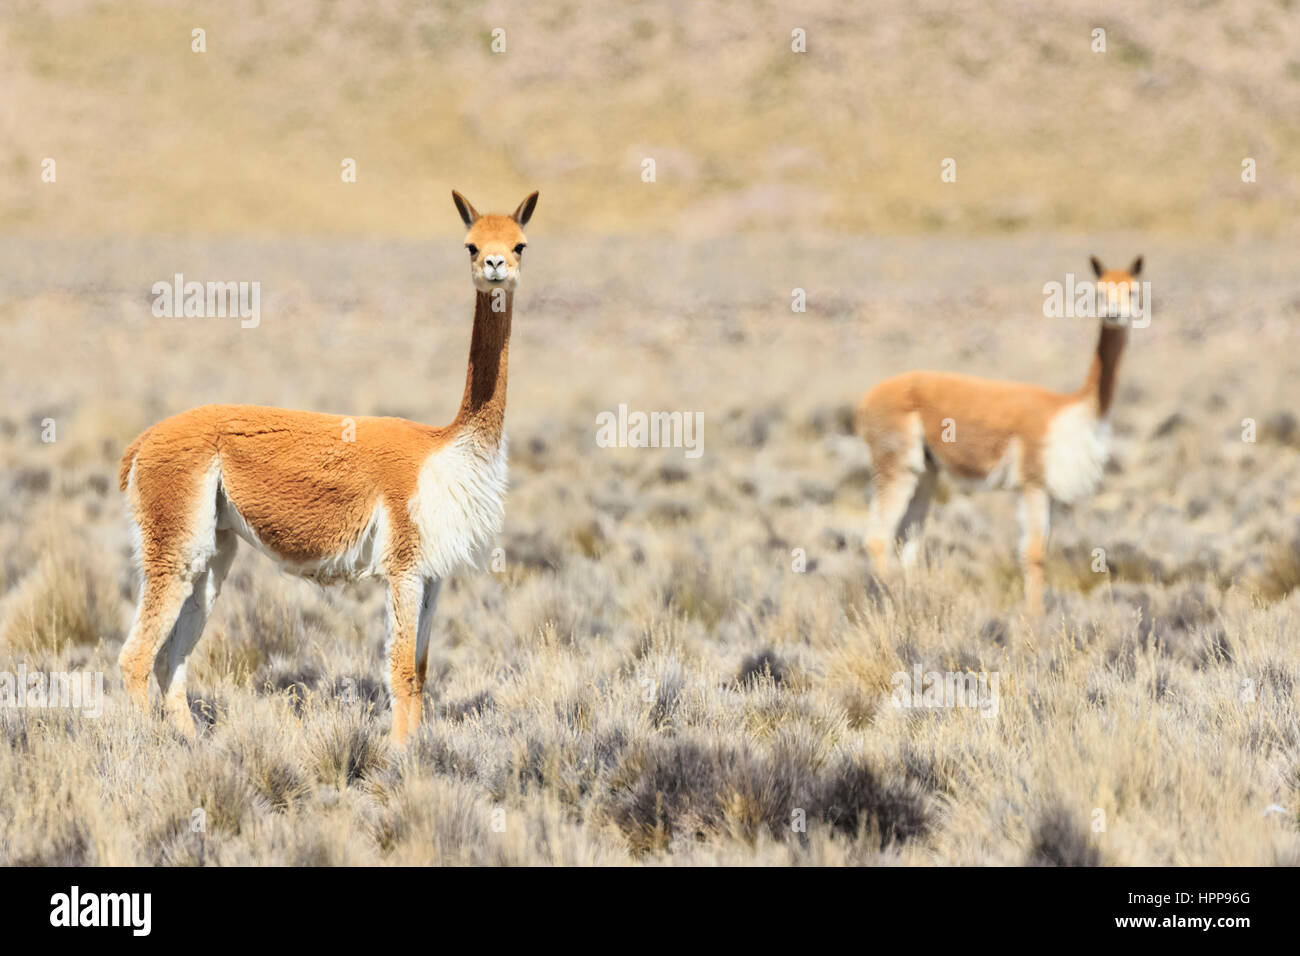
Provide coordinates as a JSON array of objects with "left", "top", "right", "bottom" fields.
[
  {"left": 408, "top": 433, "right": 509, "bottom": 578},
  {"left": 1042, "top": 401, "right": 1110, "bottom": 503}
]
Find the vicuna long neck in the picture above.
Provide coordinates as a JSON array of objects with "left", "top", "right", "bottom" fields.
[
  {"left": 1079, "top": 323, "right": 1127, "bottom": 418},
  {"left": 452, "top": 291, "right": 512, "bottom": 445}
]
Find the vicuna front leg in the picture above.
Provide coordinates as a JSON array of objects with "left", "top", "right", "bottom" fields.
[
  {"left": 385, "top": 575, "right": 427, "bottom": 747},
  {"left": 1019, "top": 486, "right": 1050, "bottom": 617},
  {"left": 415, "top": 577, "right": 442, "bottom": 693}
]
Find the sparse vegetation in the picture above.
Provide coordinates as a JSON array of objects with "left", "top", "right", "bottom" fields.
[{"left": 1, "top": 0, "right": 1298, "bottom": 866}]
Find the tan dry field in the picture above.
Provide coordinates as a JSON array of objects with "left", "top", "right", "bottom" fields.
[
  {"left": 3, "top": 234, "right": 1299, "bottom": 865},
  {"left": 1, "top": 1, "right": 1299, "bottom": 865}
]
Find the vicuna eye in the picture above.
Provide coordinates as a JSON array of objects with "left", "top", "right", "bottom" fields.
[
  {"left": 513, "top": 243, "right": 526, "bottom": 255},
  {"left": 465, "top": 244, "right": 478, "bottom": 256}
]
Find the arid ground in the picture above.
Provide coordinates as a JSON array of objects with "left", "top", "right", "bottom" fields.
[{"left": 1, "top": 1, "right": 1298, "bottom": 865}]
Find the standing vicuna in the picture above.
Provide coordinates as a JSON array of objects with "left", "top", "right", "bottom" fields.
[
  {"left": 856, "top": 256, "right": 1142, "bottom": 617},
  {"left": 117, "top": 190, "right": 538, "bottom": 745}
]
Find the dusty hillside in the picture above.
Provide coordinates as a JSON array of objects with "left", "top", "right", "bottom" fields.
[{"left": 2, "top": 0, "right": 1298, "bottom": 238}]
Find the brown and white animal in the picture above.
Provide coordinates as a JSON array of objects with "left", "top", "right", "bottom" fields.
[
  {"left": 117, "top": 190, "right": 538, "bottom": 745},
  {"left": 856, "top": 256, "right": 1142, "bottom": 616}
]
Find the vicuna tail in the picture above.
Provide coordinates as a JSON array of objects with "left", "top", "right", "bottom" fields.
[{"left": 118, "top": 433, "right": 146, "bottom": 491}]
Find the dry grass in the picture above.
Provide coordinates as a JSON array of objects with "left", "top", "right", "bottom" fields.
[
  {"left": 2, "top": 1, "right": 1299, "bottom": 866},
  {"left": 2, "top": 233, "right": 1298, "bottom": 865}
]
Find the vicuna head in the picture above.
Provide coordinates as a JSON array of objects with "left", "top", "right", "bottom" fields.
[
  {"left": 1090, "top": 255, "right": 1143, "bottom": 327},
  {"left": 453, "top": 190, "right": 539, "bottom": 294}
]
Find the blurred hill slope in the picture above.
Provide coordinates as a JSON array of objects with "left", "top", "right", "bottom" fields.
[{"left": 3, "top": 0, "right": 1298, "bottom": 238}]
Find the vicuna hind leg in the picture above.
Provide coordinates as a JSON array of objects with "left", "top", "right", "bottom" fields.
[
  {"left": 153, "top": 531, "right": 238, "bottom": 736},
  {"left": 896, "top": 462, "right": 938, "bottom": 569},
  {"left": 866, "top": 465, "right": 923, "bottom": 571},
  {"left": 120, "top": 454, "right": 223, "bottom": 721},
  {"left": 120, "top": 575, "right": 191, "bottom": 712}
]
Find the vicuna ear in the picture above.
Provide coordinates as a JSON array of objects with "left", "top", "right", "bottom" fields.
[
  {"left": 1129, "top": 256, "right": 1143, "bottom": 277},
  {"left": 452, "top": 190, "right": 479, "bottom": 227},
  {"left": 1090, "top": 256, "right": 1104, "bottom": 278},
  {"left": 512, "top": 191, "right": 539, "bottom": 226}
]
